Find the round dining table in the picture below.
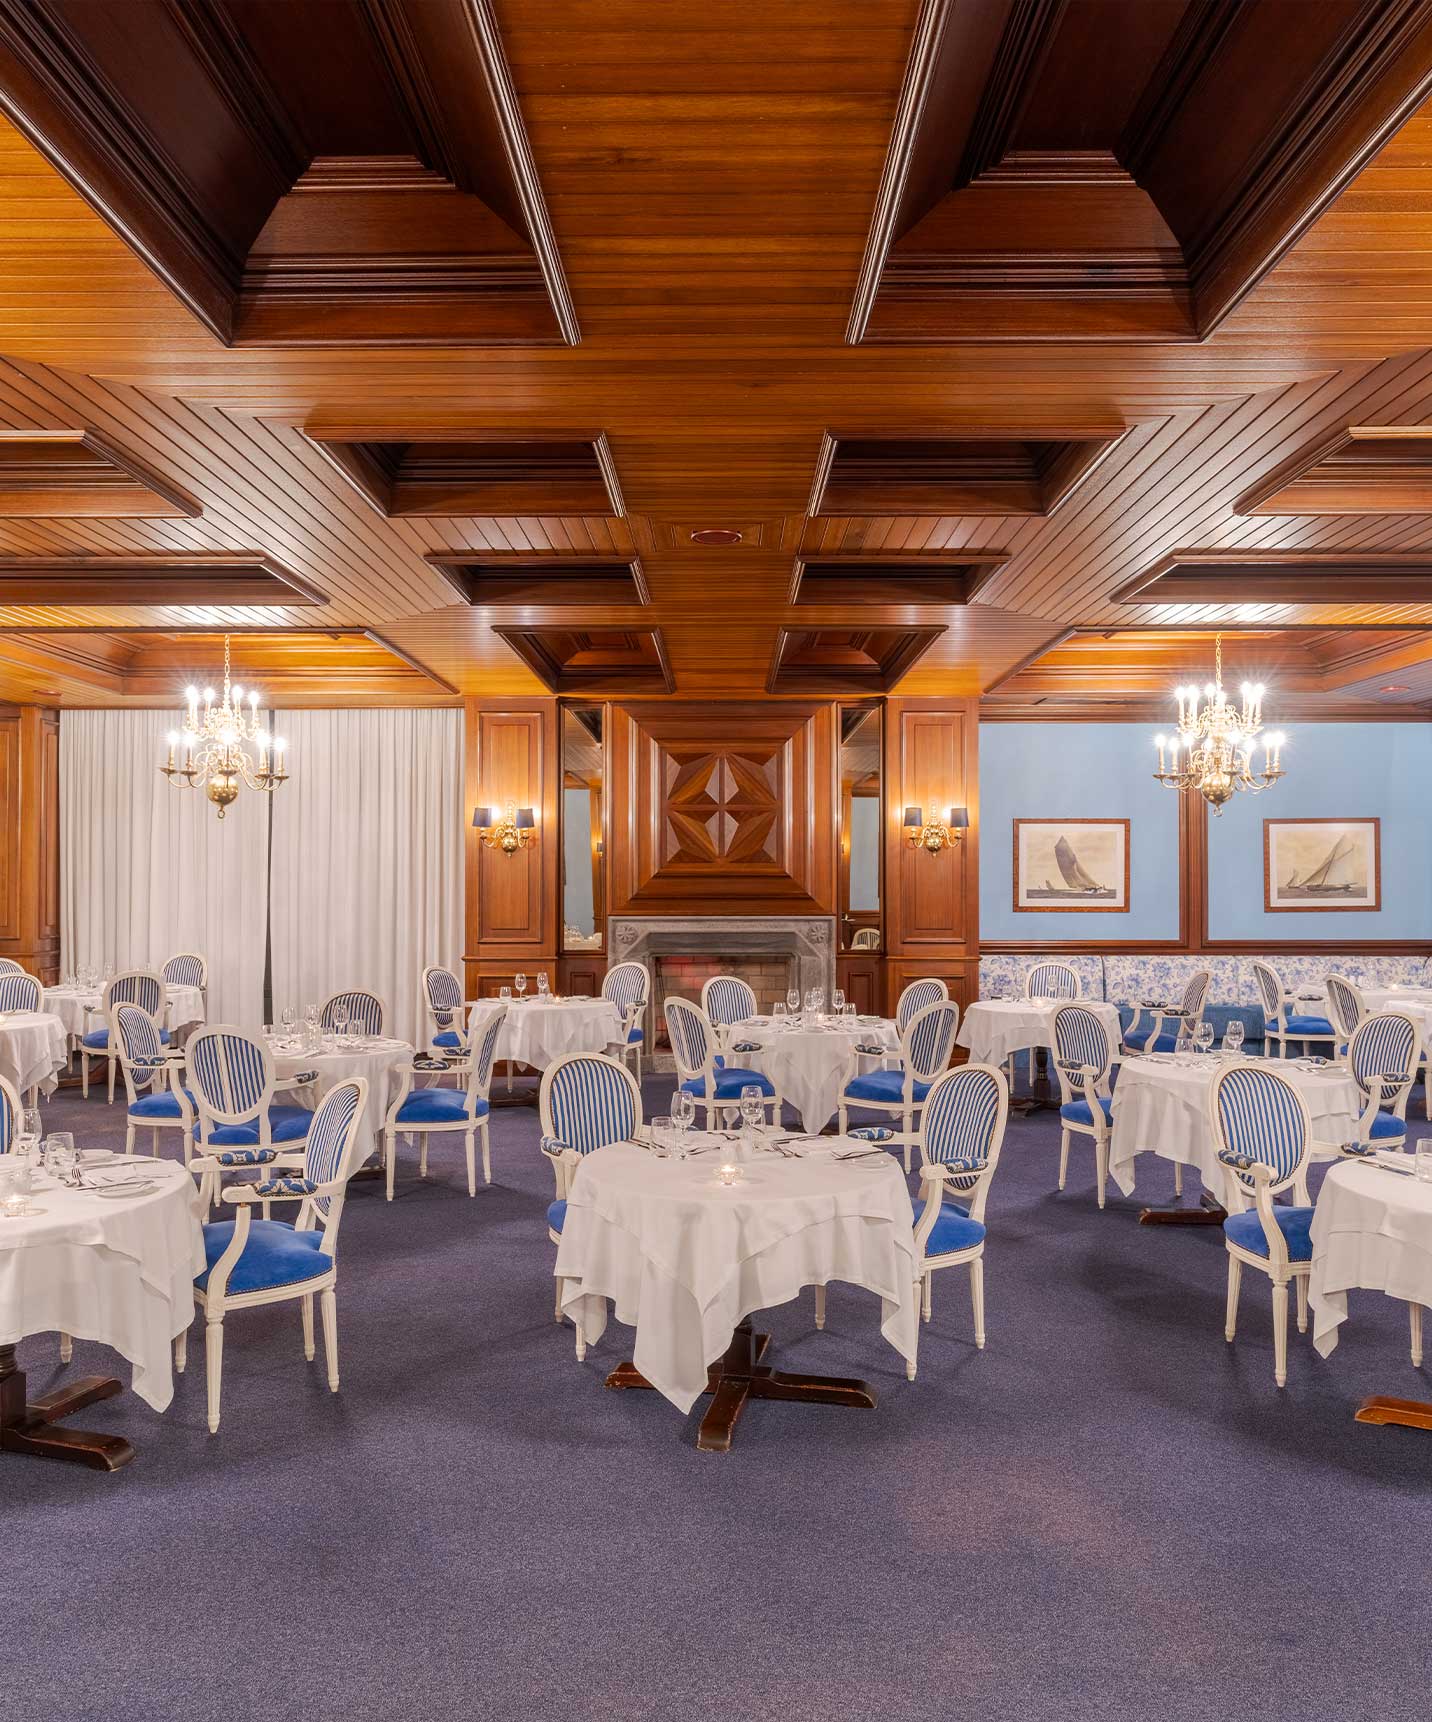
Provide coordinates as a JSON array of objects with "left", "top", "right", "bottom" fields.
[
  {"left": 469, "top": 995, "right": 626, "bottom": 1082},
  {"left": 268, "top": 1033, "right": 414, "bottom": 1166},
  {"left": 0, "top": 1011, "right": 68, "bottom": 1098},
  {"left": 554, "top": 1133, "right": 918, "bottom": 1450},
  {"left": 734, "top": 1014, "right": 900, "bottom": 1133},
  {"left": 0, "top": 1154, "right": 204, "bottom": 1469},
  {"left": 958, "top": 997, "right": 1125, "bottom": 1069},
  {"left": 42, "top": 983, "right": 207, "bottom": 1040}
]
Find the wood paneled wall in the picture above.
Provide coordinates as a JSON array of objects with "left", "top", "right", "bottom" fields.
[{"left": 0, "top": 704, "right": 59, "bottom": 982}]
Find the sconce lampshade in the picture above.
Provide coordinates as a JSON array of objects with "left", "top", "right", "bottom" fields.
[
  {"left": 948, "top": 806, "right": 970, "bottom": 829},
  {"left": 902, "top": 805, "right": 923, "bottom": 828},
  {"left": 471, "top": 806, "right": 494, "bottom": 829},
  {"left": 514, "top": 807, "right": 537, "bottom": 830}
]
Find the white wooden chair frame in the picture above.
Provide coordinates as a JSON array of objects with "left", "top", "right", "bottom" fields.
[
  {"left": 109, "top": 1001, "right": 194, "bottom": 1160},
  {"left": 664, "top": 996, "right": 782, "bottom": 1130},
  {"left": 837, "top": 999, "right": 960, "bottom": 1172},
  {"left": 161, "top": 951, "right": 208, "bottom": 1038},
  {"left": 1051, "top": 1003, "right": 1119, "bottom": 1209},
  {"left": 602, "top": 960, "right": 650, "bottom": 1083},
  {"left": 1252, "top": 960, "right": 1338, "bottom": 1060},
  {"left": 187, "top": 1024, "right": 316, "bottom": 1209},
  {"left": 0, "top": 972, "right": 44, "bottom": 1105},
  {"left": 421, "top": 963, "right": 473, "bottom": 1055},
  {"left": 1344, "top": 1010, "right": 1421, "bottom": 1155},
  {"left": 1123, "top": 968, "right": 1211, "bottom": 1057},
  {"left": 701, "top": 974, "right": 758, "bottom": 1056},
  {"left": 380, "top": 1006, "right": 506, "bottom": 1200},
  {"left": 82, "top": 969, "right": 168, "bottom": 1102}
]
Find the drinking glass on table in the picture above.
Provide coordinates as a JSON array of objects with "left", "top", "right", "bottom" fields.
[
  {"left": 499, "top": 985, "right": 512, "bottom": 1002},
  {"left": 773, "top": 1000, "right": 787, "bottom": 1023},
  {"left": 44, "top": 1132, "right": 76, "bottom": 1184},
  {"left": 1415, "top": 1137, "right": 1432, "bottom": 1183},
  {"left": 515, "top": 972, "right": 527, "bottom": 1000},
  {"left": 280, "top": 1005, "right": 296, "bottom": 1039},
  {"left": 739, "top": 1083, "right": 765, "bottom": 1147},
  {"left": 1194, "top": 1021, "right": 1215, "bottom": 1057},
  {"left": 1222, "top": 1020, "right": 1245, "bottom": 1058},
  {"left": 831, "top": 987, "right": 845, "bottom": 1016},
  {"left": 672, "top": 1089, "right": 696, "bottom": 1153},
  {"left": 536, "top": 971, "right": 549, "bottom": 998},
  {"left": 648, "top": 1115, "right": 672, "bottom": 1158},
  {"left": 332, "top": 1000, "right": 350, "bottom": 1046},
  {"left": 786, "top": 988, "right": 800, "bottom": 1018}
]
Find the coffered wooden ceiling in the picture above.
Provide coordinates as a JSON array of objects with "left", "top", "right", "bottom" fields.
[{"left": 2, "top": 1, "right": 1432, "bottom": 711}]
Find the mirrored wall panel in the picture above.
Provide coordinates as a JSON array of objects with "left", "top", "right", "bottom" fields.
[
  {"left": 562, "top": 705, "right": 604, "bottom": 951},
  {"left": 839, "top": 704, "right": 881, "bottom": 951}
]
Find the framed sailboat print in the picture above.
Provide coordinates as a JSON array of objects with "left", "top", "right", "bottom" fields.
[
  {"left": 1013, "top": 818, "right": 1130, "bottom": 913},
  {"left": 1264, "top": 819, "right": 1380, "bottom": 912}
]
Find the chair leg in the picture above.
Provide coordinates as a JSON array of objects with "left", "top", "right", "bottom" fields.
[
  {"left": 301, "top": 1294, "right": 315, "bottom": 1361},
  {"left": 205, "top": 1317, "right": 224, "bottom": 1434},
  {"left": 922, "top": 1271, "right": 932, "bottom": 1324},
  {"left": 907, "top": 1284, "right": 920, "bottom": 1381},
  {"left": 1295, "top": 1274, "right": 1309, "bottom": 1335},
  {"left": 1225, "top": 1255, "right": 1242, "bottom": 1341},
  {"left": 151, "top": 1128, "right": 160, "bottom": 1157},
  {"left": 1095, "top": 1133, "right": 1108, "bottom": 1210},
  {"left": 465, "top": 1129, "right": 476, "bottom": 1197},
  {"left": 384, "top": 1130, "right": 396, "bottom": 1203},
  {"left": 1058, "top": 1129, "right": 1070, "bottom": 1191},
  {"left": 320, "top": 1287, "right": 339, "bottom": 1391},
  {"left": 419, "top": 1134, "right": 430, "bottom": 1179},
  {"left": 125, "top": 1123, "right": 136, "bottom": 1155},
  {"left": 970, "top": 1256, "right": 986, "bottom": 1350},
  {"left": 81, "top": 1053, "right": 89, "bottom": 1100},
  {"left": 1411, "top": 1301, "right": 1424, "bottom": 1369},
  {"left": 107, "top": 1057, "right": 116, "bottom": 1104},
  {"left": 1271, "top": 1280, "right": 1290, "bottom": 1388},
  {"left": 813, "top": 1284, "right": 826, "bottom": 1330},
  {"left": 480, "top": 1120, "right": 491, "bottom": 1186},
  {"left": 903, "top": 1108, "right": 912, "bottom": 1173},
  {"left": 1174, "top": 1161, "right": 1184, "bottom": 1199},
  {"left": 838, "top": 1103, "right": 847, "bottom": 1135},
  {"left": 59, "top": 1332, "right": 72, "bottom": 1364},
  {"left": 174, "top": 1326, "right": 187, "bottom": 1374}
]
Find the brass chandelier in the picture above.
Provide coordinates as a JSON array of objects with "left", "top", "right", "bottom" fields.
[
  {"left": 1152, "top": 634, "right": 1285, "bottom": 813},
  {"left": 159, "top": 635, "right": 288, "bottom": 818}
]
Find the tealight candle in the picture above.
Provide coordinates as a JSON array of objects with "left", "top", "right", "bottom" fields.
[
  {"left": 2, "top": 1191, "right": 27, "bottom": 1220},
  {"left": 718, "top": 1162, "right": 739, "bottom": 1187}
]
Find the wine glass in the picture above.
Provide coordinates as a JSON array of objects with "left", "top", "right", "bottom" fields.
[
  {"left": 739, "top": 1083, "right": 765, "bottom": 1144},
  {"left": 280, "top": 1005, "right": 296, "bottom": 1041},
  {"left": 1194, "top": 1020, "right": 1215, "bottom": 1057},
  {"left": 332, "top": 1000, "right": 350, "bottom": 1046},
  {"left": 1223, "top": 1019, "right": 1245, "bottom": 1058},
  {"left": 537, "top": 971, "right": 550, "bottom": 998},
  {"left": 672, "top": 1089, "right": 696, "bottom": 1154},
  {"left": 831, "top": 987, "right": 845, "bottom": 1016},
  {"left": 786, "top": 988, "right": 800, "bottom": 1018},
  {"left": 515, "top": 972, "right": 527, "bottom": 1000}
]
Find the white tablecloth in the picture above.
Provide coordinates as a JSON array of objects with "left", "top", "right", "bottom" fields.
[
  {"left": 1109, "top": 1055, "right": 1362, "bottom": 1198},
  {"left": 555, "top": 1138, "right": 919, "bottom": 1413},
  {"left": 1309, "top": 1158, "right": 1432, "bottom": 1356},
  {"left": 42, "top": 985, "right": 206, "bottom": 1038},
  {"left": 0, "top": 1157, "right": 205, "bottom": 1410},
  {"left": 958, "top": 998, "right": 1124, "bottom": 1067},
  {"left": 1364, "top": 988, "right": 1432, "bottom": 1013},
  {"left": 468, "top": 997, "right": 626, "bottom": 1073},
  {"left": 0, "top": 1012, "right": 68, "bottom": 1097},
  {"left": 270, "top": 1036, "right": 413, "bottom": 1165},
  {"left": 737, "top": 1017, "right": 900, "bottom": 1132}
]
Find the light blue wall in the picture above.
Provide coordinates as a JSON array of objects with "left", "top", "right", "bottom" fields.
[
  {"left": 849, "top": 795, "right": 880, "bottom": 911},
  {"left": 562, "top": 787, "right": 595, "bottom": 936},
  {"left": 1206, "top": 722, "right": 1432, "bottom": 940},
  {"left": 980, "top": 724, "right": 1181, "bottom": 942}
]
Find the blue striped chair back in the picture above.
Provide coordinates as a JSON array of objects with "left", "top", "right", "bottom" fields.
[
  {"left": 163, "top": 953, "right": 206, "bottom": 988},
  {"left": 107, "top": 971, "right": 163, "bottom": 1018},
  {"left": 471, "top": 1005, "right": 506, "bottom": 1093},
  {"left": 1251, "top": 961, "right": 1284, "bottom": 1028},
  {"left": 304, "top": 1078, "right": 366, "bottom": 1219},
  {"left": 1349, "top": 1011, "right": 1420, "bottom": 1103},
  {"left": 114, "top": 1003, "right": 166, "bottom": 1095},
  {"left": 1212, "top": 1063, "right": 1309, "bottom": 1194},
  {"left": 1326, "top": 974, "right": 1364, "bottom": 1041},
  {"left": 1181, "top": 969, "right": 1212, "bottom": 1017},
  {"left": 541, "top": 1054, "right": 641, "bottom": 1155},
  {"left": 0, "top": 973, "right": 40, "bottom": 1013},
  {"left": 905, "top": 1000, "right": 960, "bottom": 1080},
  {"left": 1027, "top": 962, "right": 1079, "bottom": 1001},
  {"left": 1052, "top": 1004, "right": 1112, "bottom": 1083},
  {"left": 0, "top": 958, "right": 25, "bottom": 974},
  {"left": 189, "top": 1027, "right": 271, "bottom": 1121},
  {"left": 424, "top": 965, "right": 464, "bottom": 1030},
  {"left": 321, "top": 990, "right": 385, "bottom": 1037},
  {"left": 897, "top": 979, "right": 949, "bottom": 1032},
  {"left": 922, "top": 1065, "right": 1004, "bottom": 1169},
  {"left": 664, "top": 997, "right": 712, "bottom": 1079},
  {"left": 0, "top": 1074, "right": 18, "bottom": 1152},
  {"left": 602, "top": 961, "right": 649, "bottom": 1014},
  {"left": 703, "top": 975, "right": 756, "bottom": 1027}
]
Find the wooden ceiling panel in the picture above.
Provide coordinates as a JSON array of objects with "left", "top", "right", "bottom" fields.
[
  {"left": 1236, "top": 425, "right": 1432, "bottom": 514},
  {"left": 494, "top": 624, "right": 674, "bottom": 694},
  {"left": 0, "top": 429, "right": 198, "bottom": 517},
  {"left": 767, "top": 625, "right": 944, "bottom": 695},
  {"left": 0, "top": 551, "right": 325, "bottom": 608},
  {"left": 789, "top": 551, "right": 1009, "bottom": 606},
  {"left": 1111, "top": 550, "right": 1432, "bottom": 608},
  {"left": 426, "top": 553, "right": 647, "bottom": 607}
]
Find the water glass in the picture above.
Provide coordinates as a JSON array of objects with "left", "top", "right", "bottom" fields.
[
  {"left": 773, "top": 1000, "right": 787, "bottom": 1022},
  {"left": 831, "top": 987, "right": 845, "bottom": 1015},
  {"left": 515, "top": 972, "right": 527, "bottom": 999},
  {"left": 672, "top": 1089, "right": 696, "bottom": 1150},
  {"left": 739, "top": 1083, "right": 765, "bottom": 1141},
  {"left": 537, "top": 971, "right": 549, "bottom": 998},
  {"left": 281, "top": 1005, "right": 296, "bottom": 1036},
  {"left": 333, "top": 1002, "right": 350, "bottom": 1045},
  {"left": 1416, "top": 1138, "right": 1432, "bottom": 1184},
  {"left": 786, "top": 988, "right": 800, "bottom": 1016},
  {"left": 44, "top": 1132, "right": 76, "bottom": 1183},
  {"left": 1194, "top": 1021, "right": 1215, "bottom": 1057},
  {"left": 1223, "top": 1020, "right": 1245, "bottom": 1057},
  {"left": 648, "top": 1115, "right": 673, "bottom": 1158},
  {"left": 499, "top": 985, "right": 512, "bottom": 1002}
]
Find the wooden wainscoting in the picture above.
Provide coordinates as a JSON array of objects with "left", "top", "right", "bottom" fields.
[
  {"left": 0, "top": 705, "right": 59, "bottom": 982},
  {"left": 836, "top": 953, "right": 883, "bottom": 1017},
  {"left": 884, "top": 698, "right": 979, "bottom": 960},
  {"left": 463, "top": 698, "right": 560, "bottom": 976}
]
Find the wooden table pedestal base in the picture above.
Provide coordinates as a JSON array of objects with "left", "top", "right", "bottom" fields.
[
  {"left": 1139, "top": 1192, "right": 1227, "bottom": 1226},
  {"left": 606, "top": 1320, "right": 877, "bottom": 1452},
  {"left": 1354, "top": 1395, "right": 1432, "bottom": 1432},
  {"left": 0, "top": 1344, "right": 134, "bottom": 1470}
]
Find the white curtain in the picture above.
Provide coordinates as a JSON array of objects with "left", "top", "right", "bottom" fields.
[
  {"left": 59, "top": 709, "right": 271, "bottom": 1028},
  {"left": 269, "top": 709, "right": 463, "bottom": 1046}
]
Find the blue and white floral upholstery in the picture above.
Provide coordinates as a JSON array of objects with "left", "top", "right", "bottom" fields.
[
  {"left": 980, "top": 953, "right": 1103, "bottom": 1001},
  {"left": 839, "top": 999, "right": 959, "bottom": 1171},
  {"left": 162, "top": 952, "right": 206, "bottom": 990},
  {"left": 1210, "top": 1062, "right": 1314, "bottom": 1387},
  {"left": 1346, "top": 1011, "right": 1422, "bottom": 1149},
  {"left": 185, "top": 1077, "right": 369, "bottom": 1434},
  {"left": 665, "top": 996, "right": 780, "bottom": 1127},
  {"left": 112, "top": 1001, "right": 194, "bottom": 1160},
  {"left": 539, "top": 1051, "right": 644, "bottom": 1360},
  {"left": 1253, "top": 960, "right": 1337, "bottom": 1059},
  {"left": 602, "top": 960, "right": 650, "bottom": 1080},
  {"left": 187, "top": 1024, "right": 314, "bottom": 1204},
  {"left": 381, "top": 1005, "right": 506, "bottom": 1200},
  {"left": 906, "top": 1062, "right": 1010, "bottom": 1378},
  {"left": 1124, "top": 968, "right": 1211, "bottom": 1055},
  {"left": 0, "top": 1072, "right": 18, "bottom": 1152},
  {"left": 80, "top": 969, "right": 169, "bottom": 1102},
  {"left": 422, "top": 964, "right": 468, "bottom": 1052},
  {"left": 320, "top": 989, "right": 386, "bottom": 1039},
  {"left": 0, "top": 972, "right": 40, "bottom": 1013},
  {"left": 1052, "top": 1003, "right": 1115, "bottom": 1210},
  {"left": 1325, "top": 974, "right": 1365, "bottom": 1055},
  {"left": 895, "top": 978, "right": 949, "bottom": 1033}
]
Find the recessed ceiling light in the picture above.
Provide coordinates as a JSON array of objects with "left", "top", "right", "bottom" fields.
[
  {"left": 1379, "top": 683, "right": 1411, "bottom": 693},
  {"left": 689, "top": 528, "right": 742, "bottom": 546}
]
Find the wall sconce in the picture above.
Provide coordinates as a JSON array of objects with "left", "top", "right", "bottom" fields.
[
  {"left": 473, "top": 801, "right": 538, "bottom": 854},
  {"left": 903, "top": 804, "right": 969, "bottom": 853}
]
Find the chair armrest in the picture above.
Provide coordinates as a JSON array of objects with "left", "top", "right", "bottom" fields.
[
  {"left": 540, "top": 1135, "right": 571, "bottom": 1160},
  {"left": 194, "top": 1147, "right": 281, "bottom": 1169},
  {"left": 274, "top": 1070, "right": 319, "bottom": 1092},
  {"left": 1216, "top": 1148, "right": 1273, "bottom": 1185},
  {"left": 223, "top": 1173, "right": 340, "bottom": 1205},
  {"left": 730, "top": 1041, "right": 760, "bottom": 1054}
]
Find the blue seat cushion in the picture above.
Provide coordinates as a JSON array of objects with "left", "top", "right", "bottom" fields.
[
  {"left": 83, "top": 1027, "right": 171, "bottom": 1050},
  {"left": 1124, "top": 1027, "right": 1179, "bottom": 1053},
  {"left": 1060, "top": 1095, "right": 1113, "bottom": 1127},
  {"left": 432, "top": 1029, "right": 463, "bottom": 1048},
  {"left": 1369, "top": 1110, "right": 1406, "bottom": 1140},
  {"left": 1270, "top": 1015, "right": 1335, "bottom": 1037},
  {"left": 911, "top": 1197, "right": 986, "bottom": 1256},
  {"left": 547, "top": 1198, "right": 567, "bottom": 1234},
  {"left": 680, "top": 1066, "right": 775, "bottom": 1100},
  {"left": 129, "top": 1087, "right": 196, "bottom": 1120},
  {"left": 204, "top": 1105, "right": 314, "bottom": 1147},
  {"left": 628, "top": 1026, "right": 644, "bottom": 1044},
  {"left": 1223, "top": 1205, "right": 1314, "bottom": 1262},
  {"left": 842, "top": 1068, "right": 932, "bottom": 1105},
  {"left": 394, "top": 1088, "right": 488, "bottom": 1124},
  {"left": 196, "top": 1218, "right": 331, "bottom": 1294}
]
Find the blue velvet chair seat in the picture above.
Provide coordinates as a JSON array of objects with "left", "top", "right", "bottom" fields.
[
  {"left": 394, "top": 1088, "right": 489, "bottom": 1125},
  {"left": 83, "top": 1026, "right": 171, "bottom": 1050},
  {"left": 1368, "top": 1109, "right": 1406, "bottom": 1140},
  {"left": 204, "top": 1105, "right": 314, "bottom": 1147},
  {"left": 911, "top": 1196, "right": 986, "bottom": 1256},
  {"left": 628, "top": 1026, "right": 644, "bottom": 1044},
  {"left": 1223, "top": 1205, "right": 1314, "bottom": 1262},
  {"left": 129, "top": 1087, "right": 196, "bottom": 1120},
  {"left": 1124, "top": 1027, "right": 1179, "bottom": 1053},
  {"left": 680, "top": 1066, "right": 775, "bottom": 1100},
  {"left": 1269, "top": 1014, "right": 1335, "bottom": 1037},
  {"left": 1060, "top": 1095, "right": 1113, "bottom": 1127},
  {"left": 842, "top": 1068, "right": 932, "bottom": 1104},
  {"left": 547, "top": 1198, "right": 567, "bottom": 1234},
  {"left": 196, "top": 1218, "right": 331, "bottom": 1294},
  {"left": 432, "top": 1029, "right": 463, "bottom": 1049}
]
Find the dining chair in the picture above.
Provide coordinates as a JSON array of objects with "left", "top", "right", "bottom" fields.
[
  {"left": 0, "top": 972, "right": 44, "bottom": 1106},
  {"left": 1209, "top": 1061, "right": 1314, "bottom": 1387},
  {"left": 1026, "top": 962, "right": 1080, "bottom": 1001},
  {"left": 1325, "top": 973, "right": 1365, "bottom": 1055},
  {"left": 665, "top": 996, "right": 780, "bottom": 1129},
  {"left": 162, "top": 951, "right": 207, "bottom": 993},
  {"left": 80, "top": 969, "right": 168, "bottom": 1101},
  {"left": 895, "top": 978, "right": 949, "bottom": 1033},
  {"left": 1252, "top": 960, "right": 1336, "bottom": 1060},
  {"left": 421, "top": 964, "right": 469, "bottom": 1054},
  {"left": 1052, "top": 1003, "right": 1117, "bottom": 1209},
  {"left": 110, "top": 1001, "right": 194, "bottom": 1160},
  {"left": 184, "top": 1077, "right": 369, "bottom": 1434},
  {"left": 539, "top": 1051, "right": 643, "bottom": 1359},
  {"left": 838, "top": 999, "right": 960, "bottom": 1171},
  {"left": 380, "top": 1005, "right": 506, "bottom": 1200},
  {"left": 186, "top": 1025, "right": 317, "bottom": 1208},
  {"left": 0, "top": 1072, "right": 18, "bottom": 1149},
  {"left": 701, "top": 974, "right": 758, "bottom": 1053},
  {"left": 1346, "top": 1011, "right": 1422, "bottom": 1150},
  {"left": 1124, "top": 968, "right": 1211, "bottom": 1054},
  {"left": 906, "top": 1062, "right": 1010, "bottom": 1379},
  {"left": 602, "top": 960, "right": 650, "bottom": 1082},
  {"left": 851, "top": 927, "right": 880, "bottom": 951},
  {"left": 319, "top": 989, "right": 387, "bottom": 1039},
  {"left": 0, "top": 958, "right": 26, "bottom": 975}
]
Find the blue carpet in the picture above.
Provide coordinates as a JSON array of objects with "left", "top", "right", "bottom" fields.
[{"left": 5, "top": 1076, "right": 1431, "bottom": 1722}]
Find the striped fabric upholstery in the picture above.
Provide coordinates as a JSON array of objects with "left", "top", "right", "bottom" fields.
[
  {"left": 303, "top": 1080, "right": 363, "bottom": 1216},
  {"left": 0, "top": 974, "right": 40, "bottom": 1013},
  {"left": 664, "top": 998, "right": 711, "bottom": 1078},
  {"left": 1214, "top": 1064, "right": 1307, "bottom": 1191},
  {"left": 545, "top": 1056, "right": 639, "bottom": 1155},
  {"left": 1027, "top": 962, "right": 1079, "bottom": 1001},
  {"left": 1326, "top": 974, "right": 1364, "bottom": 1042},
  {"left": 163, "top": 953, "right": 205, "bottom": 988},
  {"left": 704, "top": 975, "right": 756, "bottom": 1027},
  {"left": 602, "top": 961, "right": 649, "bottom": 1014},
  {"left": 1181, "top": 969, "right": 1212, "bottom": 1017},
  {"left": 110, "top": 972, "right": 164, "bottom": 1016},
  {"left": 1251, "top": 961, "right": 1285, "bottom": 1029},
  {"left": 923, "top": 1066, "right": 1002, "bottom": 1184},
  {"left": 115, "top": 1004, "right": 167, "bottom": 1095},
  {"left": 1052, "top": 1005, "right": 1112, "bottom": 1082},
  {"left": 425, "top": 966, "right": 464, "bottom": 1029},
  {"left": 0, "top": 1075, "right": 16, "bottom": 1152},
  {"left": 897, "top": 979, "right": 948, "bottom": 1032},
  {"left": 472, "top": 1006, "right": 506, "bottom": 1091},
  {"left": 0, "top": 958, "right": 24, "bottom": 974},
  {"left": 322, "top": 991, "right": 385, "bottom": 1037},
  {"left": 190, "top": 1030, "right": 270, "bottom": 1119},
  {"left": 906, "top": 1001, "right": 960, "bottom": 1079},
  {"left": 1349, "top": 1012, "right": 1419, "bottom": 1103}
]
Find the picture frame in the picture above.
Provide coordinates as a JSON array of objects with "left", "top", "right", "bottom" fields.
[
  {"left": 1263, "top": 818, "right": 1381, "bottom": 913},
  {"left": 1013, "top": 818, "right": 1130, "bottom": 913}
]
